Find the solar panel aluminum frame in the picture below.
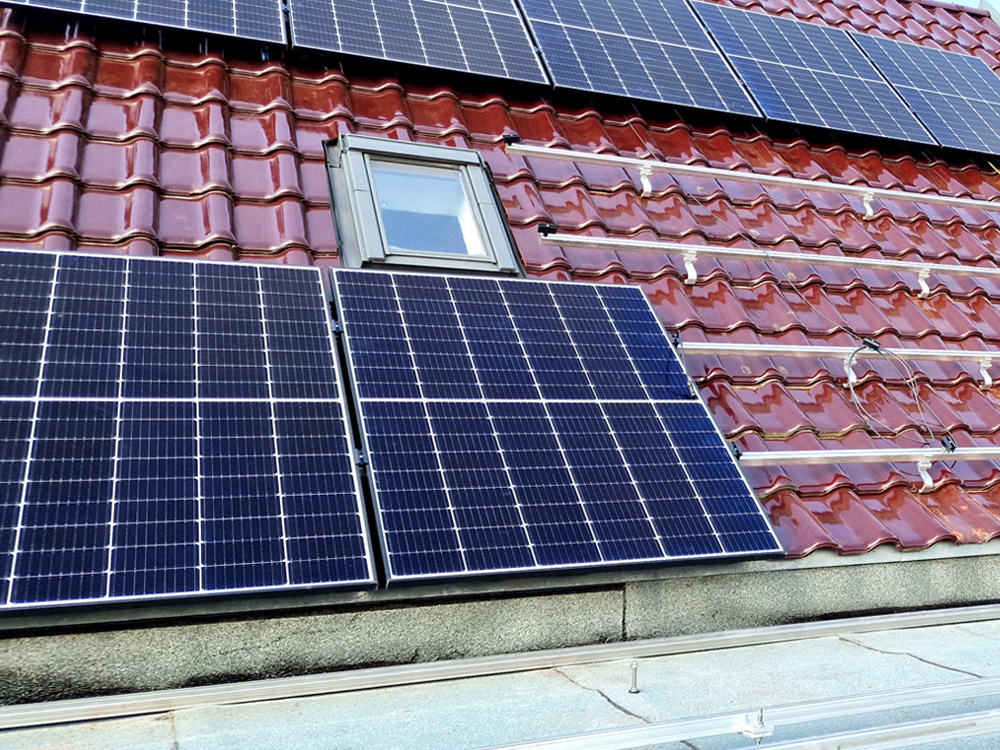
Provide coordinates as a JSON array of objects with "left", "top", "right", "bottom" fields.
[
  {"left": 331, "top": 269, "right": 783, "bottom": 585},
  {"left": 0, "top": 249, "right": 376, "bottom": 612}
]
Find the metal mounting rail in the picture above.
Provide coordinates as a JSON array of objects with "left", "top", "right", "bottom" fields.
[
  {"left": 730, "top": 708, "right": 1000, "bottom": 750},
  {"left": 537, "top": 233, "right": 1000, "bottom": 299},
  {"left": 505, "top": 142, "right": 1000, "bottom": 216},
  {"left": 739, "top": 446, "right": 1000, "bottom": 492},
  {"left": 5, "top": 602, "right": 1000, "bottom": 731},
  {"left": 481, "top": 677, "right": 1000, "bottom": 750},
  {"left": 680, "top": 341, "right": 1000, "bottom": 387}
]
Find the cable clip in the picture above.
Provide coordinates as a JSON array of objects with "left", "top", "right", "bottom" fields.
[
  {"left": 917, "top": 267, "right": 931, "bottom": 299},
  {"left": 537, "top": 222, "right": 558, "bottom": 237},
  {"left": 502, "top": 133, "right": 522, "bottom": 145},
  {"left": 862, "top": 337, "right": 881, "bottom": 352},
  {"left": 683, "top": 248, "right": 698, "bottom": 285},
  {"left": 639, "top": 164, "right": 653, "bottom": 198},
  {"left": 941, "top": 435, "right": 957, "bottom": 453},
  {"left": 730, "top": 441, "right": 743, "bottom": 460}
]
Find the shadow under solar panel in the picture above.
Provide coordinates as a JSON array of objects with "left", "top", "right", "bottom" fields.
[{"left": 333, "top": 270, "right": 782, "bottom": 583}]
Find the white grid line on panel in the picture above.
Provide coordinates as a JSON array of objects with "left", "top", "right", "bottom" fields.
[
  {"left": 192, "top": 267, "right": 207, "bottom": 594},
  {"left": 255, "top": 267, "right": 293, "bottom": 587},
  {"left": 388, "top": 274, "right": 471, "bottom": 575},
  {"left": 544, "top": 285, "right": 668, "bottom": 560},
  {"left": 491, "top": 281, "right": 606, "bottom": 562},
  {"left": 102, "top": 258, "right": 131, "bottom": 599},
  {"left": 444, "top": 278, "right": 540, "bottom": 569},
  {"left": 594, "top": 288, "right": 725, "bottom": 553},
  {"left": 5, "top": 255, "right": 60, "bottom": 606}
]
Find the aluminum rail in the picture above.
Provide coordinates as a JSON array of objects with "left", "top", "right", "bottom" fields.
[
  {"left": 482, "top": 676, "right": 1000, "bottom": 750},
  {"left": 679, "top": 341, "right": 1000, "bottom": 387},
  {"left": 6, "top": 602, "right": 1000, "bottom": 731},
  {"left": 539, "top": 233, "right": 1000, "bottom": 297},
  {"left": 739, "top": 446, "right": 1000, "bottom": 492},
  {"left": 505, "top": 142, "right": 1000, "bottom": 215},
  {"left": 730, "top": 708, "right": 1000, "bottom": 750}
]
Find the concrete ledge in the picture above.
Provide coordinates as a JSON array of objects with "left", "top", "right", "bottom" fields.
[{"left": 3, "top": 551, "right": 1000, "bottom": 704}]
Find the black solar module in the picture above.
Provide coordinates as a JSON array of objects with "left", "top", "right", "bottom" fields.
[
  {"left": 693, "top": 2, "right": 935, "bottom": 144},
  {"left": 0, "top": 250, "right": 373, "bottom": 610},
  {"left": 289, "top": 0, "right": 548, "bottom": 84},
  {"left": 518, "top": 0, "right": 760, "bottom": 115},
  {"left": 332, "top": 270, "right": 782, "bottom": 582},
  {"left": 7, "top": 0, "right": 286, "bottom": 44},
  {"left": 854, "top": 33, "right": 1000, "bottom": 154}
]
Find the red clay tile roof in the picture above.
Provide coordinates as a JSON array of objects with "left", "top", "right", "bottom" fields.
[{"left": 2, "top": 0, "right": 1000, "bottom": 558}]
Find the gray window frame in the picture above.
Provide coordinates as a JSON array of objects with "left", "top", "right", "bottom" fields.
[{"left": 325, "top": 134, "right": 521, "bottom": 274}]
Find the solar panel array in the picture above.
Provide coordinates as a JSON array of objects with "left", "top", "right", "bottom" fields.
[
  {"left": 333, "top": 270, "right": 782, "bottom": 582},
  {"left": 853, "top": 34, "right": 1000, "bottom": 154},
  {"left": 518, "top": 0, "right": 760, "bottom": 115},
  {"left": 10, "top": 0, "right": 286, "bottom": 44},
  {"left": 288, "top": 0, "right": 548, "bottom": 84},
  {"left": 0, "top": 250, "right": 373, "bottom": 609},
  {"left": 693, "top": 2, "right": 934, "bottom": 144}
]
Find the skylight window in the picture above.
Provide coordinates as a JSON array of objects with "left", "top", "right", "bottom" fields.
[{"left": 326, "top": 135, "right": 521, "bottom": 274}]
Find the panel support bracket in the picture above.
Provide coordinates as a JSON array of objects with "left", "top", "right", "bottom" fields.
[{"left": 740, "top": 709, "right": 774, "bottom": 743}]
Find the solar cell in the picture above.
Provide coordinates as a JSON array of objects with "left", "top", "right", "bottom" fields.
[
  {"left": 333, "top": 270, "right": 782, "bottom": 582},
  {"left": 7, "top": 0, "right": 286, "bottom": 44},
  {"left": 853, "top": 33, "right": 1000, "bottom": 154},
  {"left": 693, "top": 2, "right": 935, "bottom": 144},
  {"left": 288, "top": 0, "right": 548, "bottom": 84},
  {"left": 0, "top": 250, "right": 373, "bottom": 610},
  {"left": 518, "top": 0, "right": 760, "bottom": 115}
]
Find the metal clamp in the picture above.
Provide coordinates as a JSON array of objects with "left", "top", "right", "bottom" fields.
[
  {"left": 863, "top": 190, "right": 876, "bottom": 219},
  {"left": 741, "top": 709, "right": 774, "bottom": 744},
  {"left": 917, "top": 454, "right": 934, "bottom": 493},
  {"left": 981, "top": 358, "right": 994, "bottom": 389},
  {"left": 639, "top": 164, "right": 653, "bottom": 198},
  {"left": 843, "top": 353, "right": 859, "bottom": 388},
  {"left": 683, "top": 249, "right": 698, "bottom": 285},
  {"left": 917, "top": 267, "right": 931, "bottom": 298}
]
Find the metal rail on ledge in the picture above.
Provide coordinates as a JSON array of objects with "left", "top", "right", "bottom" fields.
[
  {"left": 739, "top": 446, "right": 1000, "bottom": 492},
  {"left": 504, "top": 141, "right": 1000, "bottom": 217},
  {"left": 679, "top": 341, "right": 1000, "bottom": 388},
  {"left": 538, "top": 233, "right": 1000, "bottom": 299},
  {"left": 483, "top": 677, "right": 1000, "bottom": 750}
]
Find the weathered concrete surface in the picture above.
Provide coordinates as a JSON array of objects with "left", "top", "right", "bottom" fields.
[
  {"left": 3, "top": 551, "right": 1000, "bottom": 704},
  {"left": 0, "top": 590, "right": 623, "bottom": 704},
  {"left": 624, "top": 553, "right": 1000, "bottom": 639}
]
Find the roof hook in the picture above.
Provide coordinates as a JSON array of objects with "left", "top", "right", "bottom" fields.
[
  {"left": 862, "top": 190, "right": 876, "bottom": 219},
  {"left": 917, "top": 267, "right": 931, "bottom": 298},
  {"left": 682, "top": 248, "right": 699, "bottom": 285},
  {"left": 917, "top": 454, "right": 934, "bottom": 493},
  {"left": 639, "top": 164, "right": 653, "bottom": 198},
  {"left": 843, "top": 353, "right": 859, "bottom": 389},
  {"left": 980, "top": 358, "right": 994, "bottom": 389}
]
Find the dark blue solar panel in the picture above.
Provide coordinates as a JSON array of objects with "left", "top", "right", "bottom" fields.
[
  {"left": 333, "top": 270, "right": 781, "bottom": 582},
  {"left": 693, "top": 2, "right": 934, "bottom": 144},
  {"left": 0, "top": 250, "right": 373, "bottom": 610},
  {"left": 519, "top": 0, "right": 759, "bottom": 115},
  {"left": 853, "top": 33, "right": 1000, "bottom": 154},
  {"left": 289, "top": 0, "right": 548, "bottom": 84},
  {"left": 7, "top": 0, "right": 285, "bottom": 43}
]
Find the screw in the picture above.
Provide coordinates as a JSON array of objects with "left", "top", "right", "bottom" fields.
[{"left": 628, "top": 660, "right": 640, "bottom": 694}]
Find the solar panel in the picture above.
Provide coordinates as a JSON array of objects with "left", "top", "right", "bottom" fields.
[
  {"left": 288, "top": 0, "right": 548, "bottom": 84},
  {"left": 693, "top": 2, "right": 935, "bottom": 144},
  {"left": 6, "top": 0, "right": 286, "bottom": 44},
  {"left": 332, "top": 270, "right": 782, "bottom": 582},
  {"left": 517, "top": 0, "right": 759, "bottom": 115},
  {"left": 0, "top": 250, "right": 373, "bottom": 610},
  {"left": 853, "top": 33, "right": 1000, "bottom": 154}
]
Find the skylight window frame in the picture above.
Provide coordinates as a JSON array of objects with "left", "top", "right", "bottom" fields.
[{"left": 325, "top": 135, "right": 521, "bottom": 275}]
